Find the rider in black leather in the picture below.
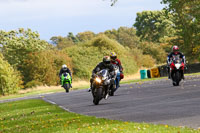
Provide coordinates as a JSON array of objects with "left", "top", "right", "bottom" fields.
[
  {"left": 88, "top": 56, "right": 115, "bottom": 94},
  {"left": 59, "top": 64, "right": 72, "bottom": 77}
]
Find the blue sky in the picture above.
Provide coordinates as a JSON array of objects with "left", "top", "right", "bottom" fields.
[{"left": 0, "top": 0, "right": 166, "bottom": 41}]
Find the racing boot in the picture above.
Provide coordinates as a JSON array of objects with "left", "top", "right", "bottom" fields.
[
  {"left": 104, "top": 88, "right": 109, "bottom": 99},
  {"left": 105, "top": 93, "right": 109, "bottom": 100},
  {"left": 168, "top": 71, "right": 171, "bottom": 79},
  {"left": 181, "top": 71, "right": 185, "bottom": 80},
  {"left": 168, "top": 74, "right": 170, "bottom": 79},
  {"left": 88, "top": 88, "right": 91, "bottom": 92},
  {"left": 88, "top": 83, "right": 93, "bottom": 92}
]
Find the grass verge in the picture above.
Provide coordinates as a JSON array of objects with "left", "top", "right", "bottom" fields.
[
  {"left": 0, "top": 81, "right": 90, "bottom": 100},
  {"left": 0, "top": 99, "right": 198, "bottom": 133}
]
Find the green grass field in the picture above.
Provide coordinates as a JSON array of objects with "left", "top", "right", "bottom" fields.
[{"left": 0, "top": 99, "right": 199, "bottom": 133}]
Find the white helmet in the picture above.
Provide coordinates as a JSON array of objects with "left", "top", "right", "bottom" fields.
[{"left": 62, "top": 64, "right": 67, "bottom": 70}]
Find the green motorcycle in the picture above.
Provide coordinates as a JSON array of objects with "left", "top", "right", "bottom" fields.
[{"left": 61, "top": 72, "right": 72, "bottom": 93}]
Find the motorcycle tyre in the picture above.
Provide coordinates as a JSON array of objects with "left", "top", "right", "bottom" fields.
[
  {"left": 175, "top": 71, "right": 180, "bottom": 86},
  {"left": 172, "top": 71, "right": 180, "bottom": 86},
  {"left": 109, "top": 90, "right": 114, "bottom": 96},
  {"left": 63, "top": 83, "right": 70, "bottom": 93},
  {"left": 93, "top": 88, "right": 103, "bottom": 105}
]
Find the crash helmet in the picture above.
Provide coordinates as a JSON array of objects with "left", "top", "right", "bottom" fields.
[
  {"left": 103, "top": 56, "right": 111, "bottom": 66},
  {"left": 172, "top": 45, "right": 179, "bottom": 54},
  {"left": 62, "top": 64, "right": 68, "bottom": 71},
  {"left": 110, "top": 52, "right": 117, "bottom": 61}
]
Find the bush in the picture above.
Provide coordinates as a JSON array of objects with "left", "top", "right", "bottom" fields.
[
  {"left": 139, "top": 42, "right": 167, "bottom": 64},
  {"left": 24, "top": 80, "right": 43, "bottom": 88},
  {"left": 131, "top": 48, "right": 155, "bottom": 68},
  {"left": 0, "top": 53, "right": 22, "bottom": 95},
  {"left": 64, "top": 35, "right": 138, "bottom": 79},
  {"left": 23, "top": 50, "right": 72, "bottom": 87}
]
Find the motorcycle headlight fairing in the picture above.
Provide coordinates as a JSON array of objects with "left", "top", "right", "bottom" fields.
[
  {"left": 95, "top": 77, "right": 102, "bottom": 83},
  {"left": 175, "top": 64, "right": 181, "bottom": 69}
]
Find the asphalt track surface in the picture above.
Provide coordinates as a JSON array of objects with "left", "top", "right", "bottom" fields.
[
  {"left": 1, "top": 76, "right": 200, "bottom": 129},
  {"left": 41, "top": 76, "right": 200, "bottom": 129}
]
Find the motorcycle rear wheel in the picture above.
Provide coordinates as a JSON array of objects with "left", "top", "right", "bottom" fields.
[{"left": 109, "top": 86, "right": 115, "bottom": 96}]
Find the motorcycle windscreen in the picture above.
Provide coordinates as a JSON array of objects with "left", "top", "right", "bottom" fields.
[{"left": 99, "top": 69, "right": 108, "bottom": 80}]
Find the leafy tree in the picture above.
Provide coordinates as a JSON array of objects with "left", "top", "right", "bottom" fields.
[
  {"left": 0, "top": 28, "right": 53, "bottom": 86},
  {"left": 67, "top": 32, "right": 79, "bottom": 43},
  {"left": 50, "top": 36, "right": 75, "bottom": 49},
  {"left": 0, "top": 53, "right": 22, "bottom": 95},
  {"left": 134, "top": 10, "right": 176, "bottom": 43},
  {"left": 131, "top": 48, "right": 155, "bottom": 68},
  {"left": 23, "top": 50, "right": 72, "bottom": 87},
  {"left": 117, "top": 27, "right": 140, "bottom": 48},
  {"left": 104, "top": 27, "right": 140, "bottom": 48},
  {"left": 162, "top": 0, "right": 200, "bottom": 60},
  {"left": 139, "top": 41, "right": 167, "bottom": 64},
  {"left": 0, "top": 28, "right": 53, "bottom": 69},
  {"left": 103, "top": 27, "right": 166, "bottom": 63},
  {"left": 103, "top": 29, "right": 118, "bottom": 40},
  {"left": 76, "top": 31, "right": 96, "bottom": 42}
]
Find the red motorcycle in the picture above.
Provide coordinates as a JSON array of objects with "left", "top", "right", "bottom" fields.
[{"left": 170, "top": 55, "right": 185, "bottom": 86}]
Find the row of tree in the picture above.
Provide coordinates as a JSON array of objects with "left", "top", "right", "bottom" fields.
[
  {"left": 0, "top": 27, "right": 166, "bottom": 95},
  {"left": 162, "top": 0, "right": 200, "bottom": 61},
  {"left": 112, "top": 0, "right": 200, "bottom": 60}
]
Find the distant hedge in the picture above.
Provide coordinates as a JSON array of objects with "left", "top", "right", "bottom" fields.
[
  {"left": 139, "top": 42, "right": 167, "bottom": 64},
  {"left": 131, "top": 48, "right": 155, "bottom": 68},
  {"left": 23, "top": 50, "right": 72, "bottom": 88},
  {"left": 0, "top": 53, "right": 22, "bottom": 95},
  {"left": 64, "top": 35, "right": 138, "bottom": 79}
]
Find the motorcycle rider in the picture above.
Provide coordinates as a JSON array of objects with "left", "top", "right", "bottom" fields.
[
  {"left": 59, "top": 64, "right": 72, "bottom": 87},
  {"left": 88, "top": 56, "right": 116, "bottom": 99},
  {"left": 110, "top": 52, "right": 124, "bottom": 80},
  {"left": 167, "top": 45, "right": 186, "bottom": 79}
]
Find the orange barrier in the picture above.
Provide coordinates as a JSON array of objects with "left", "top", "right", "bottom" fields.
[{"left": 150, "top": 68, "right": 160, "bottom": 78}]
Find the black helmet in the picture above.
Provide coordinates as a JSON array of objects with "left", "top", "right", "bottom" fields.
[{"left": 103, "top": 56, "right": 111, "bottom": 66}]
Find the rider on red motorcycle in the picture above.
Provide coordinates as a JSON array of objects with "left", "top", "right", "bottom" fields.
[
  {"left": 110, "top": 52, "right": 124, "bottom": 80},
  {"left": 167, "top": 45, "right": 186, "bottom": 79}
]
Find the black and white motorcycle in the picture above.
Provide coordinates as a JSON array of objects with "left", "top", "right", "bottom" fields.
[{"left": 91, "top": 69, "right": 111, "bottom": 105}]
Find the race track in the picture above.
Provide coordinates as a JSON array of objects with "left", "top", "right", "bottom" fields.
[{"left": 42, "top": 76, "right": 200, "bottom": 129}]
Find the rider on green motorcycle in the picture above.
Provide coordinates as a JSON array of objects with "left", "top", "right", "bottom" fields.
[{"left": 59, "top": 64, "right": 72, "bottom": 87}]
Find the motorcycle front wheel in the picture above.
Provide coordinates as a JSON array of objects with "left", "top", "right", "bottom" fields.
[
  {"left": 93, "top": 87, "right": 103, "bottom": 105},
  {"left": 63, "top": 83, "right": 70, "bottom": 93},
  {"left": 172, "top": 71, "right": 180, "bottom": 86}
]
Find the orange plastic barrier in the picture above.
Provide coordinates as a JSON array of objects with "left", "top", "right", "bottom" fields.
[{"left": 150, "top": 68, "right": 160, "bottom": 78}]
